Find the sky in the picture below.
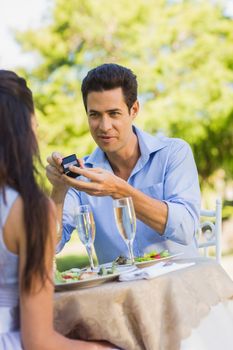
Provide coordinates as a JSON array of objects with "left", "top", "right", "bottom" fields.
[
  {"left": 0, "top": 0, "right": 51, "bottom": 69},
  {"left": 0, "top": 0, "right": 233, "bottom": 70}
]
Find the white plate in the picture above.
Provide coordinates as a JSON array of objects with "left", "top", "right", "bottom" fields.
[
  {"left": 55, "top": 271, "right": 120, "bottom": 292},
  {"left": 104, "top": 253, "right": 183, "bottom": 269},
  {"left": 101, "top": 262, "right": 132, "bottom": 270},
  {"left": 135, "top": 252, "right": 183, "bottom": 268},
  {"left": 55, "top": 264, "right": 135, "bottom": 292}
]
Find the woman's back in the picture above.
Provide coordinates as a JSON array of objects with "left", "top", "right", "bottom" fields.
[{"left": 0, "top": 186, "right": 22, "bottom": 349}]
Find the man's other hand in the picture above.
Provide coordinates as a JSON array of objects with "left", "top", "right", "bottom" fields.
[{"left": 61, "top": 166, "right": 128, "bottom": 199}]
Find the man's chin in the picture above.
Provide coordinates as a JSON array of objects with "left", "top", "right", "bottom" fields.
[
  {"left": 102, "top": 145, "right": 117, "bottom": 153},
  {"left": 97, "top": 142, "right": 118, "bottom": 154},
  {"left": 95, "top": 137, "right": 114, "bottom": 147}
]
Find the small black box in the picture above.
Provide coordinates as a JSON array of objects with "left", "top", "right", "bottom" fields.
[{"left": 61, "top": 154, "right": 80, "bottom": 178}]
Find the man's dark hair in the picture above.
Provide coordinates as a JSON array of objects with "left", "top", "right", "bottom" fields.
[{"left": 81, "top": 63, "right": 138, "bottom": 112}]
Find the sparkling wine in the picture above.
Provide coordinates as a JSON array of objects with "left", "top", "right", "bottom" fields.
[
  {"left": 76, "top": 212, "right": 96, "bottom": 246},
  {"left": 114, "top": 206, "right": 136, "bottom": 241}
]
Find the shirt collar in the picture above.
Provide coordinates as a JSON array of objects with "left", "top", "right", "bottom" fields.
[
  {"left": 135, "top": 125, "right": 168, "bottom": 156},
  {"left": 85, "top": 125, "right": 168, "bottom": 168},
  {"left": 85, "top": 145, "right": 110, "bottom": 169}
]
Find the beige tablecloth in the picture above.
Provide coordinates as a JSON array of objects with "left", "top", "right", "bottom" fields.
[{"left": 54, "top": 258, "right": 233, "bottom": 350}]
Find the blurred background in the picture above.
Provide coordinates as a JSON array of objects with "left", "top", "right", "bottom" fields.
[{"left": 1, "top": 0, "right": 232, "bottom": 268}]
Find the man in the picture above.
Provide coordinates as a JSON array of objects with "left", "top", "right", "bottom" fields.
[{"left": 46, "top": 63, "right": 201, "bottom": 264}]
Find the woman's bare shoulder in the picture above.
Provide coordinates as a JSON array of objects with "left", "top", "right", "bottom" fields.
[{"left": 3, "top": 195, "right": 25, "bottom": 253}]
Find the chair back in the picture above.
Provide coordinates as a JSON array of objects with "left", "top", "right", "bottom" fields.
[{"left": 197, "top": 198, "right": 222, "bottom": 263}]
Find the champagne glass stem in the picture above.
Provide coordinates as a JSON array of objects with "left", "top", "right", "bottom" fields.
[
  {"left": 86, "top": 244, "right": 95, "bottom": 270},
  {"left": 127, "top": 239, "right": 135, "bottom": 265}
]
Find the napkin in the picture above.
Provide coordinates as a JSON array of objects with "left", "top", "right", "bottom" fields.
[{"left": 119, "top": 261, "right": 195, "bottom": 281}]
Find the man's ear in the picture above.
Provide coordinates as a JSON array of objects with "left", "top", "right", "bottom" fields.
[{"left": 130, "top": 100, "right": 139, "bottom": 118}]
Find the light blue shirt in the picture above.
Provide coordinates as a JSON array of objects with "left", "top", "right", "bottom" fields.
[{"left": 58, "top": 126, "right": 201, "bottom": 264}]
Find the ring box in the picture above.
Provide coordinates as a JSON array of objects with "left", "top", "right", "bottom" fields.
[{"left": 61, "top": 154, "right": 80, "bottom": 178}]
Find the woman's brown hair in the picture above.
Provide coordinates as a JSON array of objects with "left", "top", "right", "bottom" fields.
[{"left": 0, "top": 70, "right": 50, "bottom": 292}]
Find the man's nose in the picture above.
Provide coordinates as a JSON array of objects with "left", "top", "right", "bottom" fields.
[{"left": 99, "top": 115, "right": 112, "bottom": 131}]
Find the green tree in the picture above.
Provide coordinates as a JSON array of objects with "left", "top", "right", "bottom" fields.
[{"left": 16, "top": 0, "right": 233, "bottom": 188}]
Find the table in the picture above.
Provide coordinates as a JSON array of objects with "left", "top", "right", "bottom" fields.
[{"left": 54, "top": 258, "right": 233, "bottom": 350}]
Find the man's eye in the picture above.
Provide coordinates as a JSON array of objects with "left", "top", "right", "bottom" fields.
[{"left": 110, "top": 111, "right": 120, "bottom": 116}]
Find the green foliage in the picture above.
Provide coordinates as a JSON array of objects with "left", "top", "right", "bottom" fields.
[
  {"left": 56, "top": 254, "right": 91, "bottom": 272},
  {"left": 222, "top": 203, "right": 233, "bottom": 220},
  {"left": 15, "top": 0, "right": 233, "bottom": 189}
]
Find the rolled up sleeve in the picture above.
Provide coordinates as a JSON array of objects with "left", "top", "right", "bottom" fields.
[{"left": 162, "top": 140, "right": 201, "bottom": 245}]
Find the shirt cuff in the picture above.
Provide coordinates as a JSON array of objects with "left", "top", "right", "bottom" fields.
[
  {"left": 163, "top": 201, "right": 194, "bottom": 245},
  {"left": 56, "top": 239, "right": 65, "bottom": 254}
]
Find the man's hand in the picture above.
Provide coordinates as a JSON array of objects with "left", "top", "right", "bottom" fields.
[
  {"left": 61, "top": 166, "right": 128, "bottom": 199},
  {"left": 46, "top": 152, "right": 68, "bottom": 193}
]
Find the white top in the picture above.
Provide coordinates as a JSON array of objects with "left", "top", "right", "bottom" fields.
[{"left": 0, "top": 186, "right": 22, "bottom": 349}]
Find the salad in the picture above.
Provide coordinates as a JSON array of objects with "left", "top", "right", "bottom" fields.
[
  {"left": 135, "top": 250, "right": 170, "bottom": 262},
  {"left": 114, "top": 250, "right": 171, "bottom": 265}
]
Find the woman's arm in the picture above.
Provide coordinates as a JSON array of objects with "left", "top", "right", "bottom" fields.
[{"left": 7, "top": 196, "right": 115, "bottom": 350}]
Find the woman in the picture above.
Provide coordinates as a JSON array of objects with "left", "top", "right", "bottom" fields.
[{"left": 0, "top": 70, "right": 116, "bottom": 350}]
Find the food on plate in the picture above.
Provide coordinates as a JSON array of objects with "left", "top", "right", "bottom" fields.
[
  {"left": 54, "top": 264, "right": 117, "bottom": 284},
  {"left": 114, "top": 250, "right": 171, "bottom": 265},
  {"left": 54, "top": 269, "right": 97, "bottom": 284},
  {"left": 114, "top": 255, "right": 129, "bottom": 265},
  {"left": 98, "top": 263, "right": 117, "bottom": 276},
  {"left": 135, "top": 250, "right": 170, "bottom": 262},
  {"left": 79, "top": 271, "right": 99, "bottom": 280}
]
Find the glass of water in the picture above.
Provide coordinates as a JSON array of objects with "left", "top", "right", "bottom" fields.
[
  {"left": 74, "top": 204, "right": 96, "bottom": 270},
  {"left": 113, "top": 197, "right": 136, "bottom": 264}
]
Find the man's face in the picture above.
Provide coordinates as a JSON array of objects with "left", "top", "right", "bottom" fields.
[{"left": 86, "top": 87, "right": 139, "bottom": 155}]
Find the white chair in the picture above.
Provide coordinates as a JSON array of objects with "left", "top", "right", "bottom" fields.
[{"left": 197, "top": 198, "right": 222, "bottom": 263}]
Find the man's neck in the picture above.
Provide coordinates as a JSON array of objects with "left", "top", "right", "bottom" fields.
[{"left": 106, "top": 133, "right": 140, "bottom": 181}]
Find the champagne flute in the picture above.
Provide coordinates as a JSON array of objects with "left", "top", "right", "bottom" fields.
[
  {"left": 113, "top": 197, "right": 136, "bottom": 264},
  {"left": 74, "top": 204, "right": 96, "bottom": 270}
]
